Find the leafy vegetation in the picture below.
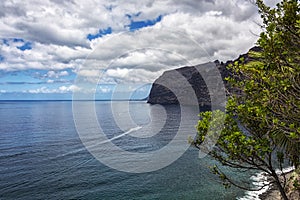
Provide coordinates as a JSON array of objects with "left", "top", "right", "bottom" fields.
[{"left": 191, "top": 0, "right": 299, "bottom": 199}]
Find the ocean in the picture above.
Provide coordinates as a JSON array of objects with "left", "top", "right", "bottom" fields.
[{"left": 0, "top": 101, "right": 254, "bottom": 200}]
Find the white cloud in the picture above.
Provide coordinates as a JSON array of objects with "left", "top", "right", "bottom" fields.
[
  {"left": 47, "top": 71, "right": 57, "bottom": 78},
  {"left": 76, "top": 69, "right": 101, "bottom": 77},
  {"left": 0, "top": 0, "right": 282, "bottom": 87},
  {"left": 46, "top": 70, "right": 69, "bottom": 78},
  {"left": 27, "top": 87, "right": 53, "bottom": 94},
  {"left": 77, "top": 7, "right": 261, "bottom": 84},
  {"left": 58, "top": 85, "right": 81, "bottom": 93},
  {"left": 26, "top": 85, "right": 81, "bottom": 93},
  {"left": 106, "top": 68, "right": 131, "bottom": 79},
  {"left": 59, "top": 71, "right": 69, "bottom": 76},
  {"left": 98, "top": 85, "right": 112, "bottom": 93}
]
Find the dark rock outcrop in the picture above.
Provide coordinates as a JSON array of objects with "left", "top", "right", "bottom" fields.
[
  {"left": 147, "top": 62, "right": 226, "bottom": 107},
  {"left": 147, "top": 47, "right": 260, "bottom": 106}
]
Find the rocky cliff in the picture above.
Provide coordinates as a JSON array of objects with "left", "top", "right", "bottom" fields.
[{"left": 147, "top": 47, "right": 260, "bottom": 106}]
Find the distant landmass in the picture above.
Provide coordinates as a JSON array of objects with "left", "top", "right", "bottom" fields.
[{"left": 147, "top": 47, "right": 260, "bottom": 106}]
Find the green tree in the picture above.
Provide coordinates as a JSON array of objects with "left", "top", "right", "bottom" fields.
[
  {"left": 191, "top": 1, "right": 299, "bottom": 199},
  {"left": 255, "top": 0, "right": 300, "bottom": 168}
]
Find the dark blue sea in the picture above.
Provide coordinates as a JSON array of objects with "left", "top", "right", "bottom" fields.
[{"left": 0, "top": 101, "right": 253, "bottom": 200}]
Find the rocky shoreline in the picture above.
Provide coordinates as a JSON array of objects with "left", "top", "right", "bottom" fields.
[
  {"left": 258, "top": 168, "right": 299, "bottom": 200},
  {"left": 259, "top": 181, "right": 281, "bottom": 200},
  {"left": 238, "top": 167, "right": 298, "bottom": 200}
]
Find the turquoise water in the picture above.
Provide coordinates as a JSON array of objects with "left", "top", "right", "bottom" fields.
[{"left": 0, "top": 101, "right": 250, "bottom": 199}]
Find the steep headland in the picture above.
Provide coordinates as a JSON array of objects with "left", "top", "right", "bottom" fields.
[{"left": 147, "top": 47, "right": 260, "bottom": 106}]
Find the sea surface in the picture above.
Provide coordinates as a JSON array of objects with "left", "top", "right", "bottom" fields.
[{"left": 0, "top": 101, "right": 254, "bottom": 200}]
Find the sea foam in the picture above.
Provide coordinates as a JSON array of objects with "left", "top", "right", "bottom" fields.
[{"left": 237, "top": 166, "right": 295, "bottom": 200}]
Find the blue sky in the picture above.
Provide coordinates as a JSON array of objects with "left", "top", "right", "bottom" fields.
[{"left": 0, "top": 0, "right": 279, "bottom": 100}]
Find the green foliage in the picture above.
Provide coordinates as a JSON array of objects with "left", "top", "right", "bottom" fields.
[
  {"left": 292, "top": 179, "right": 300, "bottom": 190},
  {"left": 246, "top": 0, "right": 300, "bottom": 167},
  {"left": 192, "top": 0, "right": 299, "bottom": 198},
  {"left": 225, "top": 0, "right": 300, "bottom": 167}
]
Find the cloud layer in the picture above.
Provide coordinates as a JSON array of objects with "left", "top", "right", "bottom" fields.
[{"left": 0, "top": 0, "right": 279, "bottom": 97}]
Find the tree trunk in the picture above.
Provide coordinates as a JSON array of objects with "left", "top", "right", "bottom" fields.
[{"left": 272, "top": 170, "right": 289, "bottom": 200}]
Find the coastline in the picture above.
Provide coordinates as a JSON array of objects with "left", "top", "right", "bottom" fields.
[
  {"left": 260, "top": 166, "right": 300, "bottom": 200},
  {"left": 238, "top": 172, "right": 272, "bottom": 200},
  {"left": 259, "top": 167, "right": 295, "bottom": 200},
  {"left": 238, "top": 167, "right": 295, "bottom": 200},
  {"left": 259, "top": 181, "right": 281, "bottom": 200}
]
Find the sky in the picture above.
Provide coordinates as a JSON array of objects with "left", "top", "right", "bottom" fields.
[{"left": 0, "top": 0, "right": 279, "bottom": 100}]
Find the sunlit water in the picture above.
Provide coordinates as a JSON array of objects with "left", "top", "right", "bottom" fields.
[{"left": 0, "top": 101, "right": 252, "bottom": 199}]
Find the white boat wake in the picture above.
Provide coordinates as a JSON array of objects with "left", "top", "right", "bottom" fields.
[{"left": 98, "top": 126, "right": 143, "bottom": 145}]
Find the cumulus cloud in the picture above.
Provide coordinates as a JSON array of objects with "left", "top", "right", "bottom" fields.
[
  {"left": 27, "top": 87, "right": 54, "bottom": 94},
  {"left": 98, "top": 85, "right": 113, "bottom": 93},
  {"left": 46, "top": 70, "right": 69, "bottom": 78},
  {"left": 58, "top": 85, "right": 81, "bottom": 93},
  {"left": 0, "top": 0, "right": 281, "bottom": 91},
  {"left": 26, "top": 85, "right": 81, "bottom": 93},
  {"left": 79, "top": 9, "right": 261, "bottom": 83}
]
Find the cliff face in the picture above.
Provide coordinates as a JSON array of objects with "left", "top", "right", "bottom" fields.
[
  {"left": 147, "top": 62, "right": 227, "bottom": 106},
  {"left": 147, "top": 47, "right": 260, "bottom": 106}
]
